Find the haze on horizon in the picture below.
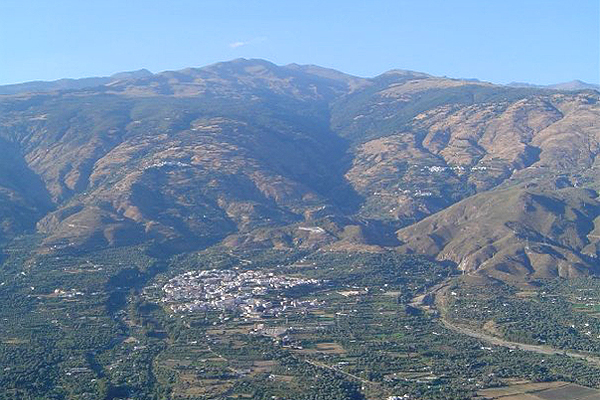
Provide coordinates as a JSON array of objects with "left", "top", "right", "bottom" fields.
[{"left": 0, "top": 0, "right": 598, "bottom": 86}]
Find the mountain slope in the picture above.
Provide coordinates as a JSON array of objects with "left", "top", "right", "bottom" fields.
[
  {"left": 0, "top": 69, "right": 153, "bottom": 95},
  {"left": 0, "top": 60, "right": 361, "bottom": 252},
  {"left": 397, "top": 184, "right": 600, "bottom": 281},
  {"left": 0, "top": 59, "right": 598, "bottom": 281},
  {"left": 508, "top": 80, "right": 600, "bottom": 91}
]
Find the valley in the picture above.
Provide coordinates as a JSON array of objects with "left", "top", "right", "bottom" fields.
[{"left": 0, "top": 59, "right": 599, "bottom": 399}]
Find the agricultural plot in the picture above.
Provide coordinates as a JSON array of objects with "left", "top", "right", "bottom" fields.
[
  {"left": 139, "top": 252, "right": 600, "bottom": 399},
  {"left": 443, "top": 276, "right": 600, "bottom": 355},
  {"left": 3, "top": 243, "right": 600, "bottom": 400},
  {"left": 477, "top": 381, "right": 600, "bottom": 400}
]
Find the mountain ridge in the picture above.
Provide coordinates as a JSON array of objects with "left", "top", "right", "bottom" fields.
[
  {"left": 0, "top": 58, "right": 598, "bottom": 282},
  {"left": 2, "top": 58, "right": 597, "bottom": 96},
  {"left": 508, "top": 79, "right": 600, "bottom": 91}
]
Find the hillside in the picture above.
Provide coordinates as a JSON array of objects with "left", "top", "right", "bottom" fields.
[
  {"left": 0, "top": 58, "right": 598, "bottom": 280},
  {"left": 397, "top": 185, "right": 600, "bottom": 281}
]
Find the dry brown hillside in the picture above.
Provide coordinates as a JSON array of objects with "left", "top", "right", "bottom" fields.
[{"left": 0, "top": 59, "right": 598, "bottom": 280}]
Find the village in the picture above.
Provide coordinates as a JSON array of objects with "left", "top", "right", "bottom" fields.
[{"left": 160, "top": 269, "right": 323, "bottom": 319}]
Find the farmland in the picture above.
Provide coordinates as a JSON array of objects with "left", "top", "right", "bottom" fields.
[
  {"left": 476, "top": 380, "right": 600, "bottom": 400},
  {"left": 2, "top": 241, "right": 600, "bottom": 399}
]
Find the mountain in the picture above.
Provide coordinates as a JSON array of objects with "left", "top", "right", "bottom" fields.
[
  {"left": 0, "top": 69, "right": 153, "bottom": 95},
  {"left": 508, "top": 79, "right": 600, "bottom": 91},
  {"left": 547, "top": 80, "right": 600, "bottom": 91},
  {"left": 0, "top": 58, "right": 599, "bottom": 281},
  {"left": 397, "top": 184, "right": 600, "bottom": 281}
]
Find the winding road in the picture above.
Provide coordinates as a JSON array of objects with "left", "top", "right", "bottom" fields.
[
  {"left": 440, "top": 317, "right": 600, "bottom": 366},
  {"left": 415, "top": 279, "right": 600, "bottom": 367}
]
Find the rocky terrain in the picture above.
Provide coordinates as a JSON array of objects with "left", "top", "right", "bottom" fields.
[{"left": 0, "top": 58, "right": 598, "bottom": 281}]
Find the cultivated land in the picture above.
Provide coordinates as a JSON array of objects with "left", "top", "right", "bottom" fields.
[
  {"left": 476, "top": 381, "right": 600, "bottom": 400},
  {"left": 3, "top": 241, "right": 600, "bottom": 399},
  {"left": 0, "top": 59, "right": 599, "bottom": 399}
]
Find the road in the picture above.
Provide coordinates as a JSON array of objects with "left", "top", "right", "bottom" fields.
[
  {"left": 440, "top": 317, "right": 600, "bottom": 366},
  {"left": 417, "top": 279, "right": 600, "bottom": 367},
  {"left": 303, "top": 358, "right": 374, "bottom": 386}
]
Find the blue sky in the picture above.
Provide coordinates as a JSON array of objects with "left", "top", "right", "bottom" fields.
[{"left": 1, "top": 0, "right": 598, "bottom": 85}]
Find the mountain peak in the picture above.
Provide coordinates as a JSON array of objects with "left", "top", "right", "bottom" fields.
[
  {"left": 508, "top": 79, "right": 599, "bottom": 91},
  {"left": 378, "top": 69, "right": 431, "bottom": 79},
  {"left": 110, "top": 68, "right": 153, "bottom": 80},
  {"left": 201, "top": 58, "right": 279, "bottom": 73},
  {"left": 548, "top": 80, "right": 600, "bottom": 91}
]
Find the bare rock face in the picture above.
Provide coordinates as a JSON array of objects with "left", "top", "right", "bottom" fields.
[{"left": 0, "top": 59, "right": 599, "bottom": 281}]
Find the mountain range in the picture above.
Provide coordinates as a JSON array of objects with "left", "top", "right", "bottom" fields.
[{"left": 0, "top": 58, "right": 598, "bottom": 282}]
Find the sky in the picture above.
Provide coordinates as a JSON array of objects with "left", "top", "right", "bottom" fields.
[{"left": 1, "top": 0, "right": 598, "bottom": 86}]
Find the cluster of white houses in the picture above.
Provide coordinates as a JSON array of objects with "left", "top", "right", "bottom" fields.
[{"left": 161, "top": 269, "right": 322, "bottom": 318}]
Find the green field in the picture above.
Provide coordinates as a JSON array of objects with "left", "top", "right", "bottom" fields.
[{"left": 2, "top": 241, "right": 600, "bottom": 399}]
